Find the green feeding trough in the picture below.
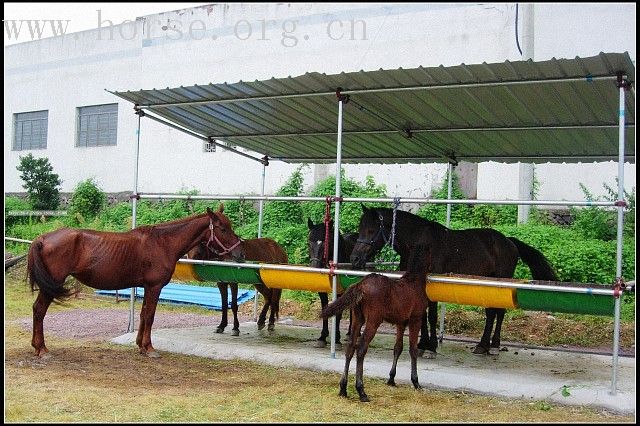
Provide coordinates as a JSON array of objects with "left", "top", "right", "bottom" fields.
[
  {"left": 193, "top": 261, "right": 262, "bottom": 284},
  {"left": 339, "top": 274, "right": 363, "bottom": 289},
  {"left": 516, "top": 288, "right": 615, "bottom": 316}
]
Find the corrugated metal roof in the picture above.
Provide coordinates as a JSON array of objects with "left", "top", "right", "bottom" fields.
[{"left": 110, "top": 52, "right": 635, "bottom": 164}]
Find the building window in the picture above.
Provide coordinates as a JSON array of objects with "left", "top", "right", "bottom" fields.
[
  {"left": 76, "top": 103, "right": 118, "bottom": 147},
  {"left": 13, "top": 110, "right": 48, "bottom": 150}
]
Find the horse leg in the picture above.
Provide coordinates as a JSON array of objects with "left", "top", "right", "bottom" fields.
[
  {"left": 139, "top": 287, "right": 162, "bottom": 358},
  {"left": 256, "top": 285, "right": 270, "bottom": 330},
  {"left": 31, "top": 292, "right": 53, "bottom": 357},
  {"left": 355, "top": 319, "right": 380, "bottom": 402},
  {"left": 408, "top": 316, "right": 422, "bottom": 390},
  {"left": 216, "top": 282, "right": 229, "bottom": 333},
  {"left": 418, "top": 301, "right": 438, "bottom": 358},
  {"left": 267, "top": 288, "right": 279, "bottom": 332},
  {"left": 314, "top": 292, "right": 329, "bottom": 348},
  {"left": 339, "top": 306, "right": 362, "bottom": 398},
  {"left": 230, "top": 283, "right": 240, "bottom": 336},
  {"left": 489, "top": 308, "right": 506, "bottom": 355},
  {"left": 136, "top": 295, "right": 147, "bottom": 349},
  {"left": 473, "top": 308, "right": 496, "bottom": 355},
  {"left": 387, "top": 323, "right": 405, "bottom": 386}
]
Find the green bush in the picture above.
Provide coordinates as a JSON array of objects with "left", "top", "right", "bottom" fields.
[
  {"left": 571, "top": 181, "right": 635, "bottom": 240},
  {"left": 4, "top": 196, "right": 32, "bottom": 227},
  {"left": 261, "top": 165, "right": 307, "bottom": 233},
  {"left": 302, "top": 172, "right": 387, "bottom": 233},
  {"left": 67, "top": 178, "right": 106, "bottom": 224},
  {"left": 16, "top": 153, "right": 63, "bottom": 210}
]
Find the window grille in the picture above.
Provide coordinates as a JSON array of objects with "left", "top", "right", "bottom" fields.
[
  {"left": 13, "top": 110, "right": 48, "bottom": 150},
  {"left": 77, "top": 104, "right": 118, "bottom": 147}
]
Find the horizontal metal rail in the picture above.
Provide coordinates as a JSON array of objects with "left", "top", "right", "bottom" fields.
[
  {"left": 4, "top": 237, "right": 32, "bottom": 244},
  {"left": 177, "top": 259, "right": 619, "bottom": 297},
  {"left": 136, "top": 193, "right": 617, "bottom": 207}
]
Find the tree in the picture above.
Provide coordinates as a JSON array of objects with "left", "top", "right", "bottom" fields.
[{"left": 16, "top": 153, "right": 63, "bottom": 210}]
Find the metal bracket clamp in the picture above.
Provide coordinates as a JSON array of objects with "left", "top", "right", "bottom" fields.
[
  {"left": 335, "top": 87, "right": 350, "bottom": 103},
  {"left": 133, "top": 104, "right": 146, "bottom": 117},
  {"left": 616, "top": 73, "right": 632, "bottom": 90}
]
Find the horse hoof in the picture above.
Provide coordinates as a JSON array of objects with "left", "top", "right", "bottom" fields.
[
  {"left": 257, "top": 323, "right": 265, "bottom": 330},
  {"left": 267, "top": 324, "right": 275, "bottom": 332},
  {"left": 472, "top": 345, "right": 489, "bottom": 355},
  {"left": 215, "top": 327, "right": 225, "bottom": 334},
  {"left": 313, "top": 340, "right": 327, "bottom": 348},
  {"left": 335, "top": 342, "right": 343, "bottom": 351},
  {"left": 231, "top": 329, "right": 240, "bottom": 337},
  {"left": 359, "top": 395, "right": 370, "bottom": 403},
  {"left": 488, "top": 346, "right": 500, "bottom": 356},
  {"left": 338, "top": 390, "right": 348, "bottom": 398},
  {"left": 146, "top": 351, "right": 162, "bottom": 358},
  {"left": 422, "top": 350, "right": 437, "bottom": 359},
  {"left": 386, "top": 379, "right": 396, "bottom": 386}
]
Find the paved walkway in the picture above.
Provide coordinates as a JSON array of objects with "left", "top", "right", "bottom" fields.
[{"left": 112, "top": 321, "right": 635, "bottom": 415}]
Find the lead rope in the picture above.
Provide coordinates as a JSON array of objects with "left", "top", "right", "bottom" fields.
[
  {"left": 323, "top": 196, "right": 332, "bottom": 266},
  {"left": 390, "top": 197, "right": 400, "bottom": 250}
]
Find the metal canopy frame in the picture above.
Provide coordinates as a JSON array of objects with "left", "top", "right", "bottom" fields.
[
  {"left": 110, "top": 52, "right": 635, "bottom": 165},
  {"left": 111, "top": 52, "right": 635, "bottom": 396}
]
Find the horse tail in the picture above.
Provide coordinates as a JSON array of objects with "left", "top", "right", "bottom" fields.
[
  {"left": 320, "top": 284, "right": 362, "bottom": 319},
  {"left": 27, "top": 238, "right": 74, "bottom": 301},
  {"left": 508, "top": 237, "right": 558, "bottom": 281}
]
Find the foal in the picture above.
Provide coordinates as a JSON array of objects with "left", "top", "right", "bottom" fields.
[{"left": 321, "top": 244, "right": 431, "bottom": 402}]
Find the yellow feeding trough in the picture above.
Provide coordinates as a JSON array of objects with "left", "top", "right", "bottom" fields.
[
  {"left": 426, "top": 274, "right": 518, "bottom": 309},
  {"left": 260, "top": 267, "right": 343, "bottom": 294},
  {"left": 172, "top": 263, "right": 201, "bottom": 282}
]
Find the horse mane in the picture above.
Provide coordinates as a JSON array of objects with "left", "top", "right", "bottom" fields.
[
  {"left": 135, "top": 212, "right": 208, "bottom": 235},
  {"left": 369, "top": 207, "right": 448, "bottom": 232}
]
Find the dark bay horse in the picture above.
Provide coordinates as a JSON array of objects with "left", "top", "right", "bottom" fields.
[
  {"left": 322, "top": 244, "right": 431, "bottom": 402},
  {"left": 307, "top": 218, "right": 359, "bottom": 348},
  {"left": 27, "top": 206, "right": 244, "bottom": 358},
  {"left": 350, "top": 205, "right": 557, "bottom": 356},
  {"left": 188, "top": 235, "right": 287, "bottom": 335}
]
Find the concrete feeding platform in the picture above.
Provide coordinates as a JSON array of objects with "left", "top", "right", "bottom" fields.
[{"left": 112, "top": 321, "right": 635, "bottom": 415}]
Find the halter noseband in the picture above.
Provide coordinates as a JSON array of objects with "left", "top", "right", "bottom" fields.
[
  {"left": 206, "top": 218, "right": 242, "bottom": 256},
  {"left": 356, "top": 213, "right": 390, "bottom": 247}
]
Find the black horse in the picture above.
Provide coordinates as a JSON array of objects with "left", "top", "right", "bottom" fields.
[
  {"left": 307, "top": 218, "right": 361, "bottom": 348},
  {"left": 350, "top": 204, "right": 557, "bottom": 356}
]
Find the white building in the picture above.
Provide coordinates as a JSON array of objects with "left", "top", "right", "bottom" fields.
[{"left": 4, "top": 3, "right": 636, "bottom": 204}]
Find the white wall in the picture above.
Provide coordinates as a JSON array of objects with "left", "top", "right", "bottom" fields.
[{"left": 4, "top": 3, "right": 636, "bottom": 202}]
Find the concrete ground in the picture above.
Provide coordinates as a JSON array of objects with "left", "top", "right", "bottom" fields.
[{"left": 112, "top": 320, "right": 635, "bottom": 415}]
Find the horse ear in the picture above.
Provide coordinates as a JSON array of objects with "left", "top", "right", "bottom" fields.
[
  {"left": 361, "top": 203, "right": 368, "bottom": 213},
  {"left": 206, "top": 207, "right": 213, "bottom": 215},
  {"left": 218, "top": 203, "right": 224, "bottom": 213},
  {"left": 307, "top": 218, "right": 314, "bottom": 229}
]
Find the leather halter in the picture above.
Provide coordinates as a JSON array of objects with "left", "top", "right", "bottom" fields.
[
  {"left": 206, "top": 218, "right": 242, "bottom": 256},
  {"left": 356, "top": 213, "right": 390, "bottom": 247}
]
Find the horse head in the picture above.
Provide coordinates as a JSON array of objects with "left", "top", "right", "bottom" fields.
[
  {"left": 350, "top": 204, "right": 389, "bottom": 269},
  {"left": 307, "top": 218, "right": 334, "bottom": 268},
  {"left": 203, "top": 204, "right": 245, "bottom": 262}
]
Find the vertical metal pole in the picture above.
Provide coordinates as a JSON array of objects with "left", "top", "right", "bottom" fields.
[
  {"left": 254, "top": 162, "right": 266, "bottom": 321},
  {"left": 439, "top": 162, "right": 454, "bottom": 342},
  {"left": 610, "top": 78, "right": 627, "bottom": 395},
  {"left": 330, "top": 99, "right": 344, "bottom": 358},
  {"left": 128, "top": 111, "right": 142, "bottom": 333}
]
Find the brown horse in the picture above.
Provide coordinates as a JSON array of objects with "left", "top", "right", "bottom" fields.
[
  {"left": 322, "top": 244, "right": 431, "bottom": 402},
  {"left": 188, "top": 230, "right": 287, "bottom": 335},
  {"left": 27, "top": 206, "right": 244, "bottom": 358}
]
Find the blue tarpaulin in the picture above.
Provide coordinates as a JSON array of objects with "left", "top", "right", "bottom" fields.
[{"left": 95, "top": 283, "right": 256, "bottom": 311}]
